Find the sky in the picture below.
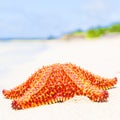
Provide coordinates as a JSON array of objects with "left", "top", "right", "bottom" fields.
[{"left": 0, "top": 0, "right": 120, "bottom": 38}]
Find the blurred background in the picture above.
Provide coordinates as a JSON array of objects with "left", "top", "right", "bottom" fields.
[
  {"left": 0, "top": 0, "right": 120, "bottom": 39},
  {"left": 0, "top": 0, "right": 120, "bottom": 88}
]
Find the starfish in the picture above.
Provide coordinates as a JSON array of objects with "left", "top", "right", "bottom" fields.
[{"left": 2, "top": 63, "right": 117, "bottom": 110}]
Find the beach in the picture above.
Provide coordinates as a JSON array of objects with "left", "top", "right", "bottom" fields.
[{"left": 0, "top": 37, "right": 120, "bottom": 120}]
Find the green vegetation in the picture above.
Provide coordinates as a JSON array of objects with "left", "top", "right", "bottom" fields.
[
  {"left": 65, "top": 23, "right": 120, "bottom": 39},
  {"left": 86, "top": 23, "right": 120, "bottom": 38},
  {"left": 108, "top": 24, "right": 120, "bottom": 33},
  {"left": 85, "top": 27, "right": 107, "bottom": 38}
]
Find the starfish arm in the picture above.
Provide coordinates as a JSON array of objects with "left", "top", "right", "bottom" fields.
[
  {"left": 11, "top": 91, "right": 52, "bottom": 110},
  {"left": 11, "top": 86, "right": 69, "bottom": 110},
  {"left": 2, "top": 65, "right": 51, "bottom": 99},
  {"left": 66, "top": 63, "right": 117, "bottom": 90},
  {"left": 11, "top": 88, "right": 50, "bottom": 110},
  {"left": 11, "top": 90, "right": 67, "bottom": 110},
  {"left": 62, "top": 64, "right": 108, "bottom": 102},
  {"left": 2, "top": 76, "right": 35, "bottom": 99},
  {"left": 11, "top": 66, "right": 53, "bottom": 110},
  {"left": 80, "top": 69, "right": 117, "bottom": 90},
  {"left": 79, "top": 69, "right": 117, "bottom": 90},
  {"left": 11, "top": 83, "right": 75, "bottom": 110}
]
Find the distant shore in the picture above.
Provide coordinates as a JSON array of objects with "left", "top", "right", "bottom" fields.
[{"left": 0, "top": 33, "right": 120, "bottom": 42}]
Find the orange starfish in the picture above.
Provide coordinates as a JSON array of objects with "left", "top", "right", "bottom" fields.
[{"left": 2, "top": 63, "right": 117, "bottom": 110}]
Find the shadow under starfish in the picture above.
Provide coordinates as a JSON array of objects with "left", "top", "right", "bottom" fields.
[{"left": 2, "top": 63, "right": 117, "bottom": 110}]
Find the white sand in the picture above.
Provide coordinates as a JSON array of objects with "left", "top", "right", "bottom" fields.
[{"left": 0, "top": 38, "right": 120, "bottom": 120}]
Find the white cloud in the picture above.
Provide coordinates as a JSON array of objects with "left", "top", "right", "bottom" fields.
[{"left": 81, "top": 0, "right": 108, "bottom": 12}]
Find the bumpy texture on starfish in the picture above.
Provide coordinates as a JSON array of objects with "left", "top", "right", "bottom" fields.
[{"left": 2, "top": 63, "right": 117, "bottom": 110}]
